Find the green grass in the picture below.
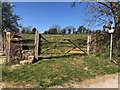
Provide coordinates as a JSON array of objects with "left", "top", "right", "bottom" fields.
[
  {"left": 20, "top": 34, "right": 35, "bottom": 44},
  {"left": 2, "top": 55, "right": 118, "bottom": 88}
]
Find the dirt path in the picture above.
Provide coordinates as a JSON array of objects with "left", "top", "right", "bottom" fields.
[
  {"left": 52, "top": 73, "right": 119, "bottom": 88},
  {"left": 81, "top": 73, "right": 118, "bottom": 88}
]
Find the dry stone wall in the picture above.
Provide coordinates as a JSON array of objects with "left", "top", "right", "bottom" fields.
[
  {"left": 22, "top": 50, "right": 34, "bottom": 60},
  {"left": 9, "top": 36, "right": 23, "bottom": 65}
]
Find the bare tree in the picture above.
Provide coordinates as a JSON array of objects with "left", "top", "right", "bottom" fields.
[
  {"left": 72, "top": 1, "right": 119, "bottom": 33},
  {"left": 22, "top": 25, "right": 32, "bottom": 34},
  {"left": 50, "top": 24, "right": 61, "bottom": 34}
]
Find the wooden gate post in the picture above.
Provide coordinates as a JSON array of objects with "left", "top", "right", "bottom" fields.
[
  {"left": 35, "top": 30, "right": 39, "bottom": 60},
  {"left": 6, "top": 32, "right": 10, "bottom": 65},
  {"left": 38, "top": 34, "right": 41, "bottom": 55},
  {"left": 87, "top": 35, "right": 91, "bottom": 56}
]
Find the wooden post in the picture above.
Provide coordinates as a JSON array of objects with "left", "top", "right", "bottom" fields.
[
  {"left": 35, "top": 30, "right": 39, "bottom": 60},
  {"left": 87, "top": 35, "right": 91, "bottom": 56},
  {"left": 6, "top": 32, "right": 10, "bottom": 65},
  {"left": 38, "top": 34, "right": 41, "bottom": 55},
  {"left": 3, "top": 32, "right": 6, "bottom": 53},
  {"left": 93, "top": 34, "right": 97, "bottom": 55}
]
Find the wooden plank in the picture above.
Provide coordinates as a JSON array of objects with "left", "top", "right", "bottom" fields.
[
  {"left": 3, "top": 32, "right": 6, "bottom": 52},
  {"left": 87, "top": 36, "right": 91, "bottom": 56},
  {"left": 6, "top": 32, "right": 10, "bottom": 65},
  {"left": 41, "top": 36, "right": 49, "bottom": 42},
  {"left": 35, "top": 30, "right": 39, "bottom": 60},
  {"left": 41, "top": 42, "right": 72, "bottom": 45},
  {"left": 10, "top": 38, "right": 22, "bottom": 41},
  {"left": 38, "top": 34, "right": 41, "bottom": 55},
  {"left": 65, "top": 46, "right": 76, "bottom": 53},
  {"left": 57, "top": 46, "right": 73, "bottom": 47},
  {"left": 38, "top": 53, "right": 85, "bottom": 59},
  {"left": 63, "top": 38, "right": 87, "bottom": 41},
  {"left": 12, "top": 43, "right": 35, "bottom": 46}
]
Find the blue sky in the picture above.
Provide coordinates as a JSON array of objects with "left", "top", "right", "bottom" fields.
[{"left": 11, "top": 2, "right": 103, "bottom": 33}]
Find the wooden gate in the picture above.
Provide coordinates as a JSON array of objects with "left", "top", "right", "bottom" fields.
[{"left": 38, "top": 34, "right": 87, "bottom": 59}]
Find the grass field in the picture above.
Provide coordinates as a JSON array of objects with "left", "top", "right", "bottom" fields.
[{"left": 2, "top": 34, "right": 119, "bottom": 88}]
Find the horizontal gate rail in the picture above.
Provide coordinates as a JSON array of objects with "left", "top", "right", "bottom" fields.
[
  {"left": 38, "top": 53, "right": 85, "bottom": 59},
  {"left": 12, "top": 43, "right": 35, "bottom": 46}
]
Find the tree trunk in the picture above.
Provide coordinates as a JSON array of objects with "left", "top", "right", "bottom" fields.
[
  {"left": 111, "top": 2, "right": 119, "bottom": 32},
  {"left": 110, "top": 2, "right": 119, "bottom": 45}
]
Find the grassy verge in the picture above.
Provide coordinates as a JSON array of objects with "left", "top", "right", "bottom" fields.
[{"left": 2, "top": 55, "right": 118, "bottom": 88}]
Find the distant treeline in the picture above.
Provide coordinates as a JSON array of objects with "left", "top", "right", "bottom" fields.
[
  {"left": 21, "top": 26, "right": 37, "bottom": 34},
  {"left": 43, "top": 25, "right": 103, "bottom": 34},
  {"left": 21, "top": 25, "right": 104, "bottom": 34}
]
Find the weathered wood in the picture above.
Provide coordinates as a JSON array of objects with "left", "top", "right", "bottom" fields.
[
  {"left": 6, "top": 32, "right": 10, "bottom": 65},
  {"left": 63, "top": 38, "right": 87, "bottom": 41},
  {"left": 41, "top": 39, "right": 64, "bottom": 54},
  {"left": 87, "top": 36, "right": 91, "bottom": 56},
  {"left": 38, "top": 34, "right": 41, "bottom": 55},
  {"left": 93, "top": 35, "right": 97, "bottom": 55},
  {"left": 3, "top": 32, "right": 6, "bottom": 52},
  {"left": 65, "top": 46, "right": 76, "bottom": 53},
  {"left": 38, "top": 53, "right": 85, "bottom": 59},
  {"left": 41, "top": 42, "right": 71, "bottom": 45},
  {"left": 35, "top": 30, "right": 39, "bottom": 60},
  {"left": 67, "top": 39, "right": 87, "bottom": 54},
  {"left": 12, "top": 43, "right": 35, "bottom": 47},
  {"left": 10, "top": 38, "right": 22, "bottom": 41},
  {"left": 41, "top": 36, "right": 49, "bottom": 42}
]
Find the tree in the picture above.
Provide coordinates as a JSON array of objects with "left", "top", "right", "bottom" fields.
[
  {"left": 47, "top": 28, "right": 58, "bottom": 34},
  {"left": 22, "top": 26, "right": 32, "bottom": 34},
  {"left": 89, "top": 30, "right": 92, "bottom": 34},
  {"left": 73, "top": 27, "right": 76, "bottom": 34},
  {"left": 72, "top": 2, "right": 119, "bottom": 33},
  {"left": 66, "top": 26, "right": 74, "bottom": 34},
  {"left": 31, "top": 27, "right": 37, "bottom": 34},
  {"left": 50, "top": 24, "right": 61, "bottom": 34},
  {"left": 26, "top": 25, "right": 32, "bottom": 34},
  {"left": 25, "top": 28, "right": 30, "bottom": 34},
  {"left": 83, "top": 27, "right": 86, "bottom": 34},
  {"left": 21, "top": 28, "right": 25, "bottom": 33},
  {"left": 68, "top": 28, "right": 71, "bottom": 34},
  {"left": 2, "top": 2, "right": 22, "bottom": 33},
  {"left": 77, "top": 26, "right": 84, "bottom": 34},
  {"left": 86, "top": 29, "right": 89, "bottom": 34},
  {"left": 61, "top": 28, "right": 66, "bottom": 34},
  {"left": 43, "top": 31, "right": 48, "bottom": 34}
]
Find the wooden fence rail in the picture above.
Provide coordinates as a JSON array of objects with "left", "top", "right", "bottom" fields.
[{"left": 12, "top": 43, "right": 35, "bottom": 47}]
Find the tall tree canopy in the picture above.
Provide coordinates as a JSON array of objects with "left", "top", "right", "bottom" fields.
[
  {"left": 73, "top": 1, "right": 119, "bottom": 33},
  {"left": 2, "top": 2, "right": 21, "bottom": 33}
]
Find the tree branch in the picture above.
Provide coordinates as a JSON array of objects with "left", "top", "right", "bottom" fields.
[{"left": 98, "top": 2, "right": 111, "bottom": 9}]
